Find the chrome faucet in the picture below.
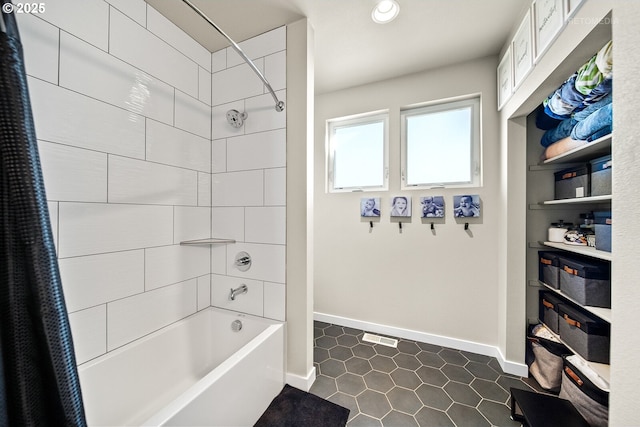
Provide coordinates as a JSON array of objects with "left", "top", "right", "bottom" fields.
[{"left": 229, "top": 284, "right": 248, "bottom": 301}]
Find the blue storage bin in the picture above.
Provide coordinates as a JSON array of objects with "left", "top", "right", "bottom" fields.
[
  {"left": 594, "top": 211, "right": 612, "bottom": 252},
  {"left": 590, "top": 155, "right": 612, "bottom": 197}
]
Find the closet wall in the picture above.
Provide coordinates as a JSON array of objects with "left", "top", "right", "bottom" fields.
[{"left": 609, "top": 1, "right": 640, "bottom": 422}]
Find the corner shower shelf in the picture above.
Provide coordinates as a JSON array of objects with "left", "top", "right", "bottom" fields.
[{"left": 180, "top": 238, "right": 236, "bottom": 246}]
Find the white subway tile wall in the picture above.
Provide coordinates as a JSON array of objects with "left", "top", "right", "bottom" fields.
[
  {"left": 17, "top": 0, "right": 287, "bottom": 365},
  {"left": 38, "top": 141, "right": 108, "bottom": 203},
  {"left": 211, "top": 275, "right": 264, "bottom": 317},
  {"left": 29, "top": 77, "right": 147, "bottom": 159},
  {"left": 109, "top": 9, "right": 199, "bottom": 98},
  {"left": 226, "top": 129, "right": 286, "bottom": 172},
  {"left": 265, "top": 168, "right": 287, "bottom": 206},
  {"left": 59, "top": 250, "right": 145, "bottom": 312},
  {"left": 146, "top": 6, "right": 211, "bottom": 73},
  {"left": 173, "top": 206, "right": 212, "bottom": 243},
  {"left": 16, "top": 14, "right": 59, "bottom": 84},
  {"left": 106, "top": 280, "right": 198, "bottom": 351},
  {"left": 68, "top": 306, "right": 107, "bottom": 364},
  {"left": 211, "top": 25, "right": 287, "bottom": 322}
]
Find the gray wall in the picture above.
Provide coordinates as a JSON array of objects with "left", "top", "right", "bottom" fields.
[{"left": 314, "top": 56, "right": 505, "bottom": 363}]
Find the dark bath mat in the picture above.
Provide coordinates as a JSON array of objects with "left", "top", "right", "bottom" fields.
[{"left": 254, "top": 384, "right": 349, "bottom": 427}]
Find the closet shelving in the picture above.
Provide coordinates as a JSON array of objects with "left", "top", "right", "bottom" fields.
[
  {"left": 528, "top": 132, "right": 612, "bottom": 384},
  {"left": 512, "top": 0, "right": 614, "bottom": 393},
  {"left": 542, "top": 194, "right": 611, "bottom": 205},
  {"left": 537, "top": 134, "right": 613, "bottom": 263},
  {"left": 541, "top": 241, "right": 611, "bottom": 261},
  {"left": 542, "top": 133, "right": 611, "bottom": 164},
  {"left": 537, "top": 322, "right": 610, "bottom": 382}
]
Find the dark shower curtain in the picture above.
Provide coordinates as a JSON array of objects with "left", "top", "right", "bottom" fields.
[{"left": 0, "top": 3, "right": 87, "bottom": 426}]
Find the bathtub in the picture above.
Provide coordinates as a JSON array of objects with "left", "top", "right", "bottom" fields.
[{"left": 78, "top": 307, "right": 285, "bottom": 426}]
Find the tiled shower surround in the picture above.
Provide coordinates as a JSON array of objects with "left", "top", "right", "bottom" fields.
[{"left": 18, "top": 0, "right": 286, "bottom": 365}]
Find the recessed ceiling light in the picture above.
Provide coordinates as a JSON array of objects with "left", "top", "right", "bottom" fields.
[{"left": 372, "top": 0, "right": 400, "bottom": 24}]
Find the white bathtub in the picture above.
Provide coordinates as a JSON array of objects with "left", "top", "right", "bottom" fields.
[{"left": 78, "top": 307, "right": 285, "bottom": 426}]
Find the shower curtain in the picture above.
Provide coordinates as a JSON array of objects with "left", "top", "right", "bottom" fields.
[{"left": 0, "top": 4, "right": 87, "bottom": 426}]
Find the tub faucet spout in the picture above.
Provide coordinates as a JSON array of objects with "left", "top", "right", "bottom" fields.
[{"left": 230, "top": 284, "right": 248, "bottom": 301}]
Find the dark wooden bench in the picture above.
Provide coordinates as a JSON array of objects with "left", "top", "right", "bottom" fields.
[{"left": 510, "top": 388, "right": 590, "bottom": 427}]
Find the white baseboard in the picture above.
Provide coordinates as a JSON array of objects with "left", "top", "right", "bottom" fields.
[
  {"left": 314, "top": 312, "right": 528, "bottom": 377},
  {"left": 286, "top": 366, "right": 317, "bottom": 392},
  {"left": 495, "top": 347, "right": 529, "bottom": 377}
]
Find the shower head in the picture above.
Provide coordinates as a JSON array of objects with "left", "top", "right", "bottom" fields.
[{"left": 226, "top": 109, "right": 247, "bottom": 128}]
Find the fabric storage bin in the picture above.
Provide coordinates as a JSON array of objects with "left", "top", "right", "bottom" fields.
[
  {"left": 554, "top": 165, "right": 590, "bottom": 199},
  {"left": 559, "top": 355, "right": 609, "bottom": 427},
  {"left": 558, "top": 303, "right": 610, "bottom": 363},
  {"left": 594, "top": 211, "right": 612, "bottom": 252},
  {"left": 527, "top": 324, "right": 572, "bottom": 392},
  {"left": 539, "top": 290, "right": 563, "bottom": 334},
  {"left": 589, "top": 155, "right": 612, "bottom": 196},
  {"left": 538, "top": 251, "right": 563, "bottom": 289},
  {"left": 558, "top": 255, "right": 611, "bottom": 307}
]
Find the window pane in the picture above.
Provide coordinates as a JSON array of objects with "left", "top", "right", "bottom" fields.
[
  {"left": 332, "top": 120, "right": 384, "bottom": 189},
  {"left": 405, "top": 102, "right": 477, "bottom": 187}
]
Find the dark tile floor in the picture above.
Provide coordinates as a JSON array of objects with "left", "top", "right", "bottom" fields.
[{"left": 310, "top": 321, "right": 542, "bottom": 427}]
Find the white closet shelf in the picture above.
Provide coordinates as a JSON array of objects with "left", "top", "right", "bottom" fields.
[
  {"left": 542, "top": 195, "right": 612, "bottom": 205},
  {"left": 538, "top": 281, "right": 611, "bottom": 323},
  {"left": 542, "top": 134, "right": 612, "bottom": 165},
  {"left": 542, "top": 241, "right": 612, "bottom": 261},
  {"left": 180, "top": 238, "right": 236, "bottom": 245}
]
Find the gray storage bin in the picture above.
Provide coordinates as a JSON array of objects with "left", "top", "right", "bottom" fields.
[
  {"left": 527, "top": 324, "right": 572, "bottom": 392},
  {"left": 554, "top": 165, "right": 590, "bottom": 199},
  {"left": 590, "top": 155, "right": 612, "bottom": 196},
  {"left": 539, "top": 290, "right": 563, "bottom": 334},
  {"left": 558, "top": 303, "right": 610, "bottom": 364},
  {"left": 539, "top": 251, "right": 563, "bottom": 289},
  {"left": 594, "top": 211, "right": 612, "bottom": 252},
  {"left": 559, "top": 255, "right": 611, "bottom": 308},
  {"left": 559, "top": 355, "right": 609, "bottom": 427}
]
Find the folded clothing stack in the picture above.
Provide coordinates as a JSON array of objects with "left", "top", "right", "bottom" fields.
[{"left": 536, "top": 41, "right": 613, "bottom": 158}]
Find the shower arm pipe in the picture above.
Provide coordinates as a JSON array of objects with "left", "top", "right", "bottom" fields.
[{"left": 181, "top": 0, "right": 285, "bottom": 112}]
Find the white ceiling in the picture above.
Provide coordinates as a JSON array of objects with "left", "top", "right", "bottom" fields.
[{"left": 145, "top": 0, "right": 531, "bottom": 94}]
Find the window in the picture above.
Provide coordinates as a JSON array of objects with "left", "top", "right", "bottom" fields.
[
  {"left": 401, "top": 96, "right": 481, "bottom": 189},
  {"left": 327, "top": 112, "right": 389, "bottom": 192}
]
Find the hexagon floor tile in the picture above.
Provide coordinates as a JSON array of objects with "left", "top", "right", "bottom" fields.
[{"left": 310, "top": 321, "right": 542, "bottom": 427}]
